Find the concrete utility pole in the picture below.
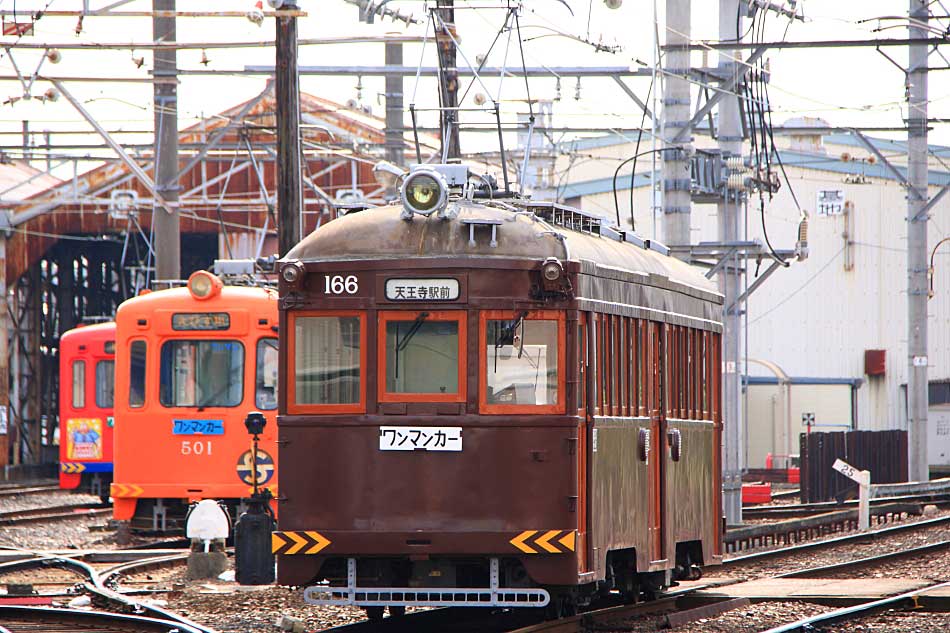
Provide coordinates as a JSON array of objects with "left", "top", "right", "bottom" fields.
[
  {"left": 152, "top": 0, "right": 179, "bottom": 281},
  {"left": 0, "top": 237, "right": 7, "bottom": 470},
  {"left": 907, "top": 0, "right": 930, "bottom": 482},
  {"left": 276, "top": 3, "right": 302, "bottom": 258},
  {"left": 384, "top": 40, "right": 405, "bottom": 168},
  {"left": 434, "top": 0, "right": 460, "bottom": 160},
  {"left": 719, "top": 0, "right": 743, "bottom": 524},
  {"left": 661, "top": 0, "right": 692, "bottom": 250}
]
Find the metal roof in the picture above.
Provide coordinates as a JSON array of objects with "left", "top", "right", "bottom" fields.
[{"left": 286, "top": 201, "right": 721, "bottom": 300}]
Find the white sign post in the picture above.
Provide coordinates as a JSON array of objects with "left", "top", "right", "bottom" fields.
[{"left": 832, "top": 458, "right": 871, "bottom": 531}]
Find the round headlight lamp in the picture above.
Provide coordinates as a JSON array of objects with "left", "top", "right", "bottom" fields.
[
  {"left": 187, "top": 270, "right": 222, "bottom": 300},
  {"left": 280, "top": 261, "right": 304, "bottom": 290},
  {"left": 542, "top": 257, "right": 563, "bottom": 282},
  {"left": 400, "top": 169, "right": 448, "bottom": 217}
]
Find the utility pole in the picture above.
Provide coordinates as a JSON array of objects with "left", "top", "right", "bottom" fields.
[
  {"left": 661, "top": 0, "right": 692, "bottom": 249},
  {"left": 434, "top": 0, "right": 460, "bottom": 160},
  {"left": 153, "top": 0, "right": 179, "bottom": 281},
  {"left": 276, "top": 2, "right": 302, "bottom": 257},
  {"left": 908, "top": 0, "right": 930, "bottom": 482},
  {"left": 384, "top": 40, "right": 405, "bottom": 168},
  {"left": 719, "top": 0, "right": 743, "bottom": 524}
]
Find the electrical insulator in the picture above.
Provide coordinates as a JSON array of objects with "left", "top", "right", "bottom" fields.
[
  {"left": 246, "top": 1, "right": 265, "bottom": 26},
  {"left": 46, "top": 49, "right": 62, "bottom": 64}
]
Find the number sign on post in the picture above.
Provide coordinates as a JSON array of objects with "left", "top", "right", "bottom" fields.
[{"left": 832, "top": 458, "right": 871, "bottom": 531}]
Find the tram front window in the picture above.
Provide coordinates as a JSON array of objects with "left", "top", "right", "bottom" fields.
[
  {"left": 486, "top": 318, "right": 559, "bottom": 406},
  {"left": 160, "top": 340, "right": 244, "bottom": 407},
  {"left": 384, "top": 314, "right": 460, "bottom": 395}
]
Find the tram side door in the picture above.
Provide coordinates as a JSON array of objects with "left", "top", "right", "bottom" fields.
[{"left": 648, "top": 322, "right": 666, "bottom": 563}]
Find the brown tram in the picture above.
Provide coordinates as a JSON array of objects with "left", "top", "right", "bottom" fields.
[{"left": 273, "top": 165, "right": 723, "bottom": 618}]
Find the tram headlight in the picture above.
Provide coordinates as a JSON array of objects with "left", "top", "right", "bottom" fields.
[
  {"left": 187, "top": 270, "right": 222, "bottom": 300},
  {"left": 401, "top": 169, "right": 448, "bottom": 217},
  {"left": 280, "top": 260, "right": 305, "bottom": 290},
  {"left": 540, "top": 257, "right": 571, "bottom": 295},
  {"left": 542, "top": 257, "right": 563, "bottom": 282}
]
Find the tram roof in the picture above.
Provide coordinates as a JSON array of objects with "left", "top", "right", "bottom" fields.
[
  {"left": 115, "top": 284, "right": 277, "bottom": 318},
  {"left": 286, "top": 201, "right": 722, "bottom": 303}
]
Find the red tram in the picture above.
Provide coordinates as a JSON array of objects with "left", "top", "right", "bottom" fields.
[
  {"left": 274, "top": 166, "right": 723, "bottom": 617},
  {"left": 111, "top": 271, "right": 279, "bottom": 529},
  {"left": 59, "top": 322, "right": 116, "bottom": 498}
]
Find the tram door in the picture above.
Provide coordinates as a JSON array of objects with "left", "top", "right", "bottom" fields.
[{"left": 648, "top": 322, "right": 667, "bottom": 563}]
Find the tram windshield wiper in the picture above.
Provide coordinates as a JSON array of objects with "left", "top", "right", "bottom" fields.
[
  {"left": 493, "top": 311, "right": 528, "bottom": 371},
  {"left": 394, "top": 312, "right": 429, "bottom": 380},
  {"left": 396, "top": 312, "right": 430, "bottom": 352}
]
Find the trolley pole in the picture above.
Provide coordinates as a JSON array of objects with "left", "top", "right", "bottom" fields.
[
  {"left": 718, "top": 0, "right": 744, "bottom": 524},
  {"left": 661, "top": 0, "right": 692, "bottom": 250},
  {"left": 152, "top": 0, "right": 179, "bottom": 282},
  {"left": 276, "top": 3, "right": 302, "bottom": 258},
  {"left": 907, "top": 0, "right": 930, "bottom": 482}
]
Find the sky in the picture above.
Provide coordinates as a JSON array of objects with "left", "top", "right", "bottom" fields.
[{"left": 0, "top": 0, "right": 948, "bottom": 184}]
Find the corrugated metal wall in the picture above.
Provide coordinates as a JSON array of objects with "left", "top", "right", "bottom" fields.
[{"left": 800, "top": 430, "right": 908, "bottom": 503}]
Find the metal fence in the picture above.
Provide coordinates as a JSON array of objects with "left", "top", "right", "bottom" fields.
[{"left": 799, "top": 430, "right": 908, "bottom": 503}]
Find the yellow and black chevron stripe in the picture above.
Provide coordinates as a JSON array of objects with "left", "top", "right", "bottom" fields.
[
  {"left": 509, "top": 530, "right": 576, "bottom": 554},
  {"left": 272, "top": 530, "right": 331, "bottom": 555},
  {"left": 61, "top": 463, "right": 86, "bottom": 474}
]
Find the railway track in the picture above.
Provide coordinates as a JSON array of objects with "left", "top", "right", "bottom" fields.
[
  {"left": 0, "top": 550, "right": 212, "bottom": 633},
  {"left": 759, "top": 580, "right": 950, "bottom": 632},
  {"left": 0, "top": 605, "right": 207, "bottom": 632},
  {"left": 723, "top": 513, "right": 950, "bottom": 567},
  {"left": 725, "top": 500, "right": 940, "bottom": 553},
  {"left": 0, "top": 503, "right": 111, "bottom": 526},
  {"left": 742, "top": 492, "right": 950, "bottom": 519},
  {"left": 0, "top": 484, "right": 60, "bottom": 498}
]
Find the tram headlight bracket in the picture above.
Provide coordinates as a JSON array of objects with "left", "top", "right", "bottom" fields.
[{"left": 400, "top": 168, "right": 448, "bottom": 219}]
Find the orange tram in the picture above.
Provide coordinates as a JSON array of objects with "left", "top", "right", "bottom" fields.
[
  {"left": 59, "top": 322, "right": 116, "bottom": 499},
  {"left": 111, "top": 271, "right": 279, "bottom": 529}
]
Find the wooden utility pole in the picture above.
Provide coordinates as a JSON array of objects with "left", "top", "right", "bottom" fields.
[
  {"left": 277, "top": 3, "right": 302, "bottom": 257},
  {"left": 907, "top": 0, "right": 930, "bottom": 481},
  {"left": 152, "top": 0, "right": 179, "bottom": 281},
  {"left": 435, "top": 0, "right": 460, "bottom": 160}
]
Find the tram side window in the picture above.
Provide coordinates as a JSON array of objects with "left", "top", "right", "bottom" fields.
[
  {"left": 486, "top": 319, "right": 558, "bottom": 406},
  {"left": 256, "top": 338, "right": 278, "bottom": 410},
  {"left": 129, "top": 341, "right": 146, "bottom": 408},
  {"left": 95, "top": 360, "right": 115, "bottom": 409},
  {"left": 295, "top": 316, "right": 362, "bottom": 405},
  {"left": 577, "top": 320, "right": 586, "bottom": 413},
  {"left": 72, "top": 361, "right": 86, "bottom": 409},
  {"left": 159, "top": 340, "right": 244, "bottom": 407}
]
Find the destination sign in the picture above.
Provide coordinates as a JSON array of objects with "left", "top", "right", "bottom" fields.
[
  {"left": 172, "top": 313, "right": 230, "bottom": 331},
  {"left": 385, "top": 278, "right": 460, "bottom": 301}
]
